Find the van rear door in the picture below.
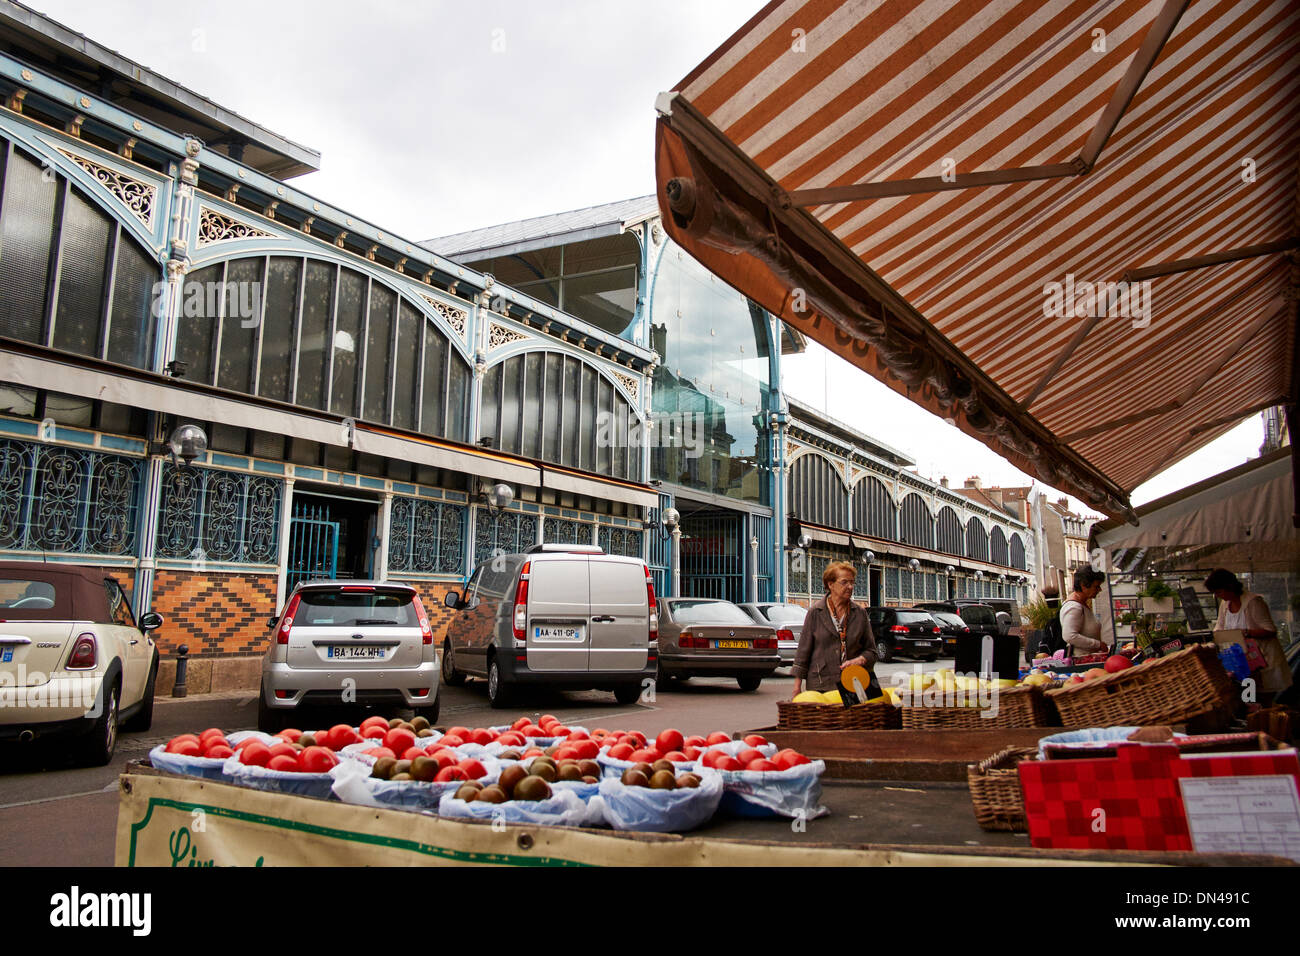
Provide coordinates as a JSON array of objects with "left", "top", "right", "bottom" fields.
[
  {"left": 525, "top": 557, "right": 590, "bottom": 672},
  {"left": 588, "top": 559, "right": 649, "bottom": 672}
]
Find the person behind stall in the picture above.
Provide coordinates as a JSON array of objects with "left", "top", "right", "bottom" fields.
[
  {"left": 791, "top": 561, "right": 877, "bottom": 700},
  {"left": 1060, "top": 568, "right": 1109, "bottom": 656},
  {"left": 1204, "top": 568, "right": 1292, "bottom": 705}
]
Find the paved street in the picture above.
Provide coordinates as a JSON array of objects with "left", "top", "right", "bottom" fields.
[{"left": 0, "top": 656, "right": 962, "bottom": 866}]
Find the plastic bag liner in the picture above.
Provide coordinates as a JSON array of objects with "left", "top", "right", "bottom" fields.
[
  {"left": 597, "top": 768, "right": 724, "bottom": 832},
  {"left": 596, "top": 749, "right": 696, "bottom": 779},
  {"left": 148, "top": 744, "right": 231, "bottom": 781},
  {"left": 225, "top": 731, "right": 278, "bottom": 747},
  {"left": 1036, "top": 727, "right": 1187, "bottom": 760},
  {"left": 221, "top": 754, "right": 336, "bottom": 800},
  {"left": 329, "top": 759, "right": 465, "bottom": 812},
  {"left": 700, "top": 740, "right": 777, "bottom": 759},
  {"left": 437, "top": 786, "right": 591, "bottom": 826},
  {"left": 715, "top": 761, "right": 828, "bottom": 819}
]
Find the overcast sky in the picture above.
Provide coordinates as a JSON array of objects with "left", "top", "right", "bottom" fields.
[{"left": 23, "top": 0, "right": 1267, "bottom": 515}]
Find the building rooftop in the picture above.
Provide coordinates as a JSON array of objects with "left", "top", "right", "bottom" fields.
[
  {"left": 787, "top": 398, "right": 915, "bottom": 467},
  {"left": 423, "top": 195, "right": 661, "bottom": 260},
  {"left": 0, "top": 1, "right": 320, "bottom": 178}
]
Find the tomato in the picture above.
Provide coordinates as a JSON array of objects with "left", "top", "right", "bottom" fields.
[
  {"left": 607, "top": 743, "right": 635, "bottom": 761},
  {"left": 438, "top": 734, "right": 465, "bottom": 748},
  {"left": 240, "top": 743, "right": 272, "bottom": 767},
  {"left": 429, "top": 749, "right": 458, "bottom": 770},
  {"left": 572, "top": 740, "right": 600, "bottom": 761},
  {"left": 276, "top": 728, "right": 302, "bottom": 743},
  {"left": 590, "top": 728, "right": 609, "bottom": 739},
  {"left": 385, "top": 728, "right": 417, "bottom": 754},
  {"left": 736, "top": 748, "right": 765, "bottom": 766},
  {"left": 511, "top": 716, "right": 532, "bottom": 731},
  {"left": 446, "top": 726, "right": 471, "bottom": 740},
  {"left": 360, "top": 716, "right": 389, "bottom": 733},
  {"left": 684, "top": 735, "right": 707, "bottom": 748},
  {"left": 522, "top": 748, "right": 545, "bottom": 759},
  {"left": 166, "top": 734, "right": 201, "bottom": 752},
  {"left": 233, "top": 737, "right": 263, "bottom": 751},
  {"left": 329, "top": 724, "right": 360, "bottom": 749},
  {"left": 457, "top": 759, "right": 487, "bottom": 779},
  {"left": 168, "top": 739, "right": 202, "bottom": 757},
  {"left": 566, "top": 729, "right": 590, "bottom": 742},
  {"left": 625, "top": 731, "right": 647, "bottom": 747},
  {"left": 706, "top": 731, "right": 731, "bottom": 746},
  {"left": 553, "top": 745, "right": 580, "bottom": 762},
  {"left": 663, "top": 751, "right": 688, "bottom": 762},
  {"left": 469, "top": 728, "right": 494, "bottom": 746},
  {"left": 204, "top": 744, "right": 233, "bottom": 760},
  {"left": 715, "top": 756, "right": 743, "bottom": 772},
  {"left": 539, "top": 714, "right": 558, "bottom": 729},
  {"left": 681, "top": 746, "right": 702, "bottom": 761},
  {"left": 360, "top": 724, "right": 387, "bottom": 740},
  {"left": 747, "top": 758, "right": 778, "bottom": 772},
  {"left": 743, "top": 734, "right": 768, "bottom": 748},
  {"left": 363, "top": 747, "right": 396, "bottom": 760},
  {"left": 628, "top": 748, "right": 661, "bottom": 763},
  {"left": 401, "top": 746, "right": 425, "bottom": 761},
  {"left": 298, "top": 746, "right": 337, "bottom": 773},
  {"left": 434, "top": 766, "right": 469, "bottom": 782},
  {"left": 198, "top": 728, "right": 225, "bottom": 743},
  {"left": 655, "top": 729, "right": 685, "bottom": 754},
  {"left": 549, "top": 725, "right": 571, "bottom": 738},
  {"left": 268, "top": 742, "right": 298, "bottom": 760},
  {"left": 267, "top": 754, "right": 300, "bottom": 773},
  {"left": 774, "top": 749, "right": 811, "bottom": 769}
]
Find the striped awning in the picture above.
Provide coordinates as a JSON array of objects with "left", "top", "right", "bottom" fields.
[{"left": 654, "top": 0, "right": 1299, "bottom": 522}]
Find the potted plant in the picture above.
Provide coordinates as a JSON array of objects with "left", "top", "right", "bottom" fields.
[
  {"left": 1020, "top": 594, "right": 1055, "bottom": 659},
  {"left": 1140, "top": 579, "right": 1176, "bottom": 615}
]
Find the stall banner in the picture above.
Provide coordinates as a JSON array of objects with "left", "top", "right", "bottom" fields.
[{"left": 1018, "top": 743, "right": 1300, "bottom": 853}]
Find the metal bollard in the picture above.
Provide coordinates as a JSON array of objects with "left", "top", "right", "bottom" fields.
[{"left": 172, "top": 644, "right": 189, "bottom": 698}]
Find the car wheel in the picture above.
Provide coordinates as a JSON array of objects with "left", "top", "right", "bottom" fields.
[
  {"left": 486, "top": 657, "right": 511, "bottom": 709},
  {"left": 442, "top": 640, "right": 466, "bottom": 687},
  {"left": 736, "top": 676, "right": 762, "bottom": 692},
  {"left": 123, "top": 654, "right": 158, "bottom": 732},
  {"left": 78, "top": 680, "right": 119, "bottom": 767},
  {"left": 415, "top": 694, "right": 441, "bottom": 725},
  {"left": 257, "top": 681, "right": 286, "bottom": 733},
  {"left": 876, "top": 641, "right": 893, "bottom": 664},
  {"left": 613, "top": 683, "right": 642, "bottom": 705}
]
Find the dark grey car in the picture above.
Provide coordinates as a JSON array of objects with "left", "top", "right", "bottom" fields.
[
  {"left": 657, "top": 598, "right": 781, "bottom": 691},
  {"left": 738, "top": 602, "right": 806, "bottom": 665}
]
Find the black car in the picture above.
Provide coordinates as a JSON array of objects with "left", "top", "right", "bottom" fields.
[
  {"left": 864, "top": 608, "right": 944, "bottom": 662},
  {"left": 914, "top": 601, "right": 1001, "bottom": 640},
  {"left": 925, "top": 609, "right": 970, "bottom": 654}
]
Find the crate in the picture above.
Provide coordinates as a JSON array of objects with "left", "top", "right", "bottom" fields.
[
  {"left": 901, "top": 684, "right": 1053, "bottom": 730},
  {"left": 1045, "top": 644, "right": 1236, "bottom": 728},
  {"left": 967, "top": 746, "right": 1037, "bottom": 832},
  {"left": 776, "top": 700, "right": 902, "bottom": 731}
]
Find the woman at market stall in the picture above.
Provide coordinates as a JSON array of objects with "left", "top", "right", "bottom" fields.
[
  {"left": 791, "top": 561, "right": 877, "bottom": 700},
  {"left": 1204, "top": 568, "right": 1292, "bottom": 703},
  {"left": 1060, "top": 568, "right": 1109, "bottom": 655}
]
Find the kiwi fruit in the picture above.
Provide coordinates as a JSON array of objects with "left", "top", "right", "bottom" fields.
[
  {"left": 409, "top": 756, "right": 437, "bottom": 782},
  {"left": 454, "top": 783, "right": 481, "bottom": 802},
  {"left": 621, "top": 769, "right": 650, "bottom": 788},
  {"left": 394, "top": 759, "right": 412, "bottom": 775},
  {"left": 476, "top": 785, "right": 507, "bottom": 804},
  {"left": 500, "top": 749, "right": 522, "bottom": 760},
  {"left": 388, "top": 717, "right": 404, "bottom": 729},
  {"left": 651, "top": 759, "right": 675, "bottom": 775},
  {"left": 513, "top": 775, "right": 552, "bottom": 801},
  {"left": 676, "top": 773, "right": 701, "bottom": 789},
  {"left": 292, "top": 743, "right": 305, "bottom": 752},
  {"left": 299, "top": 733, "right": 317, "bottom": 748},
  {"left": 581, "top": 775, "right": 599, "bottom": 784},
  {"left": 578, "top": 759, "right": 600, "bottom": 778},
  {"left": 557, "top": 763, "right": 584, "bottom": 781},
  {"left": 391, "top": 772, "right": 413, "bottom": 781},
  {"left": 544, "top": 745, "right": 560, "bottom": 756},
  {"left": 650, "top": 770, "right": 677, "bottom": 790},
  {"left": 411, "top": 716, "right": 430, "bottom": 731},
  {"left": 631, "top": 762, "right": 655, "bottom": 778},
  {"left": 416, "top": 728, "right": 434, "bottom": 738},
  {"left": 529, "top": 760, "right": 557, "bottom": 783},
  {"left": 458, "top": 779, "right": 484, "bottom": 793},
  {"left": 498, "top": 765, "right": 529, "bottom": 798},
  {"left": 371, "top": 757, "right": 397, "bottom": 780}
]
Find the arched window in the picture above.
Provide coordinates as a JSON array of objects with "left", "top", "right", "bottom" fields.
[
  {"left": 0, "top": 139, "right": 158, "bottom": 369},
  {"left": 481, "top": 351, "right": 642, "bottom": 481},
  {"left": 899, "top": 493, "right": 933, "bottom": 548},
  {"left": 966, "top": 517, "right": 988, "bottom": 561},
  {"left": 790, "top": 454, "right": 848, "bottom": 529},
  {"left": 1009, "top": 532, "right": 1026, "bottom": 570},
  {"left": 936, "top": 506, "right": 963, "bottom": 556},
  {"left": 990, "top": 526, "right": 1009, "bottom": 565},
  {"left": 851, "top": 475, "right": 896, "bottom": 540}
]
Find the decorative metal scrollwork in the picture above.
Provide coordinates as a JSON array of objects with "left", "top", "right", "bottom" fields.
[
  {"left": 544, "top": 518, "right": 585, "bottom": 546},
  {"left": 473, "top": 509, "right": 536, "bottom": 567},
  {"left": 197, "top": 206, "right": 277, "bottom": 246},
  {"left": 55, "top": 147, "right": 157, "bottom": 229},
  {"left": 597, "top": 526, "right": 643, "bottom": 558},
  {"left": 387, "top": 496, "right": 465, "bottom": 575},
  {"left": 156, "top": 464, "right": 281, "bottom": 565}
]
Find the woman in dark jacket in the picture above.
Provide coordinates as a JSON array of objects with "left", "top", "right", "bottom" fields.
[{"left": 791, "top": 561, "right": 878, "bottom": 698}]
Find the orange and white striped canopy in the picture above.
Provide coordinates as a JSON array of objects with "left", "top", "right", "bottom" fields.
[{"left": 654, "top": 0, "right": 1298, "bottom": 521}]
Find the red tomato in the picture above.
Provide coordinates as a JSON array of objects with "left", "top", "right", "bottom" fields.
[
  {"left": 457, "top": 759, "right": 487, "bottom": 779},
  {"left": 715, "top": 756, "right": 743, "bottom": 772},
  {"left": 521, "top": 726, "right": 544, "bottom": 738},
  {"left": 663, "top": 751, "right": 688, "bottom": 762},
  {"left": 549, "top": 725, "right": 571, "bottom": 737},
  {"left": 566, "top": 729, "right": 590, "bottom": 742},
  {"left": 511, "top": 716, "right": 532, "bottom": 731},
  {"left": 655, "top": 729, "right": 685, "bottom": 754},
  {"left": 168, "top": 739, "right": 202, "bottom": 757},
  {"left": 628, "top": 748, "right": 661, "bottom": 763},
  {"left": 240, "top": 743, "right": 272, "bottom": 767},
  {"left": 553, "top": 745, "right": 580, "bottom": 762},
  {"left": 429, "top": 749, "right": 458, "bottom": 770},
  {"left": 204, "top": 744, "right": 233, "bottom": 760},
  {"left": 360, "top": 716, "right": 389, "bottom": 732},
  {"left": 267, "top": 754, "right": 300, "bottom": 773},
  {"left": 438, "top": 734, "right": 465, "bottom": 748},
  {"left": 706, "top": 731, "right": 731, "bottom": 746},
  {"left": 276, "top": 728, "right": 302, "bottom": 743},
  {"left": 363, "top": 747, "right": 396, "bottom": 760},
  {"left": 469, "top": 728, "right": 494, "bottom": 746},
  {"left": 401, "top": 746, "right": 425, "bottom": 761},
  {"left": 198, "top": 728, "right": 225, "bottom": 742},
  {"left": 446, "top": 726, "right": 471, "bottom": 740},
  {"left": 522, "top": 748, "right": 545, "bottom": 759},
  {"left": 608, "top": 743, "right": 635, "bottom": 761},
  {"left": 743, "top": 734, "right": 768, "bottom": 748},
  {"left": 233, "top": 737, "right": 263, "bottom": 752},
  {"left": 736, "top": 748, "right": 765, "bottom": 766},
  {"left": 625, "top": 731, "right": 647, "bottom": 747},
  {"left": 360, "top": 725, "right": 387, "bottom": 740},
  {"left": 590, "top": 727, "right": 609, "bottom": 739},
  {"left": 747, "top": 758, "right": 778, "bottom": 772},
  {"left": 774, "top": 750, "right": 811, "bottom": 769},
  {"left": 682, "top": 746, "right": 702, "bottom": 761},
  {"left": 572, "top": 740, "right": 600, "bottom": 761},
  {"left": 299, "top": 746, "right": 337, "bottom": 773},
  {"left": 166, "top": 734, "right": 201, "bottom": 751},
  {"left": 434, "top": 766, "right": 469, "bottom": 782},
  {"left": 385, "top": 728, "right": 417, "bottom": 754},
  {"left": 329, "top": 724, "right": 360, "bottom": 749},
  {"left": 684, "top": 735, "right": 708, "bottom": 748},
  {"left": 539, "top": 714, "right": 558, "bottom": 729},
  {"left": 268, "top": 742, "right": 298, "bottom": 760}
]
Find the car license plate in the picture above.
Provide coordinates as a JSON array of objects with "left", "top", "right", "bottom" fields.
[
  {"left": 715, "top": 640, "right": 748, "bottom": 649},
  {"left": 533, "top": 625, "right": 584, "bottom": 641},
  {"left": 916, "top": 641, "right": 934, "bottom": 648},
  {"left": 1, "top": 648, "right": 11, "bottom": 662},
  {"left": 326, "top": 645, "right": 386, "bottom": 660}
]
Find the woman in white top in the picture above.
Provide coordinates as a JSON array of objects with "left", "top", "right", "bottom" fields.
[
  {"left": 1204, "top": 568, "right": 1292, "bottom": 702},
  {"left": 1060, "top": 568, "right": 1108, "bottom": 655}
]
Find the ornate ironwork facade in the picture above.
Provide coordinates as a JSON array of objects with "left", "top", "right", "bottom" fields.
[
  {"left": 387, "top": 496, "right": 466, "bottom": 575},
  {"left": 473, "top": 510, "right": 538, "bottom": 567},
  {"left": 597, "top": 525, "right": 642, "bottom": 558},
  {"left": 156, "top": 464, "right": 281, "bottom": 565},
  {"left": 543, "top": 517, "right": 588, "bottom": 546}
]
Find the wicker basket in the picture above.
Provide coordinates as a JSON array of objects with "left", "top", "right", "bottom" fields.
[
  {"left": 900, "top": 684, "right": 1053, "bottom": 730},
  {"left": 1046, "top": 643, "right": 1235, "bottom": 728},
  {"left": 776, "top": 700, "right": 902, "bottom": 731},
  {"left": 967, "top": 746, "right": 1037, "bottom": 832}
]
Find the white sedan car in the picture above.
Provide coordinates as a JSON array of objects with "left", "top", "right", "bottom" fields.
[{"left": 0, "top": 562, "right": 161, "bottom": 765}]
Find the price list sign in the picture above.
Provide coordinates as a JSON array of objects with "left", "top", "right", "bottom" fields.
[{"left": 1179, "top": 775, "right": 1300, "bottom": 863}]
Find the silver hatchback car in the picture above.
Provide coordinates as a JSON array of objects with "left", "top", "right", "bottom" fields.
[{"left": 258, "top": 580, "right": 439, "bottom": 731}]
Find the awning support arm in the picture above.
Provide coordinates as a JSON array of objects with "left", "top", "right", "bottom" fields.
[{"left": 1122, "top": 237, "right": 1300, "bottom": 283}]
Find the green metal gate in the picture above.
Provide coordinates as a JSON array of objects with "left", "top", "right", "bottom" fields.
[
  {"left": 286, "top": 500, "right": 339, "bottom": 592},
  {"left": 680, "top": 511, "right": 745, "bottom": 604}
]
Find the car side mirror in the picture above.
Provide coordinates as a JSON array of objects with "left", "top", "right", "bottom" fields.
[
  {"left": 140, "top": 611, "right": 164, "bottom": 631},
  {"left": 268, "top": 614, "right": 280, "bottom": 628},
  {"left": 444, "top": 591, "right": 461, "bottom": 611}
]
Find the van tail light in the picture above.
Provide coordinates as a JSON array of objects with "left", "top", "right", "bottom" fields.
[
  {"left": 66, "top": 633, "right": 97, "bottom": 669},
  {"left": 277, "top": 594, "right": 301, "bottom": 645},
  {"left": 513, "top": 562, "right": 530, "bottom": 641},
  {"left": 890, "top": 625, "right": 910, "bottom": 634},
  {"left": 776, "top": 628, "right": 794, "bottom": 642},
  {"left": 413, "top": 596, "right": 433, "bottom": 645},
  {"left": 645, "top": 566, "right": 657, "bottom": 642}
]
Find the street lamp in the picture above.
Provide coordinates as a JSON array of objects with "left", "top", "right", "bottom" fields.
[
  {"left": 662, "top": 508, "right": 681, "bottom": 598},
  {"left": 166, "top": 423, "right": 208, "bottom": 468},
  {"left": 480, "top": 482, "right": 513, "bottom": 516},
  {"left": 797, "top": 533, "right": 813, "bottom": 600}
]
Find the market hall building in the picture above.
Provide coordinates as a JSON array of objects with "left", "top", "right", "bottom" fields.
[{"left": 0, "top": 7, "right": 1032, "bottom": 683}]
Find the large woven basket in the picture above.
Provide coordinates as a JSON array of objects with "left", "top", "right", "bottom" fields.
[
  {"left": 1046, "top": 643, "right": 1236, "bottom": 728},
  {"left": 901, "top": 684, "right": 1053, "bottom": 730},
  {"left": 777, "top": 700, "right": 902, "bottom": 731},
  {"left": 967, "top": 746, "right": 1037, "bottom": 832}
]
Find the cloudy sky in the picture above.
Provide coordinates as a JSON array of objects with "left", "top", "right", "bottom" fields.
[{"left": 23, "top": 0, "right": 1265, "bottom": 514}]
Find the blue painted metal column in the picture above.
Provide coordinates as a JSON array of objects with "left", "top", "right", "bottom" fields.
[{"left": 274, "top": 477, "right": 296, "bottom": 611}]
